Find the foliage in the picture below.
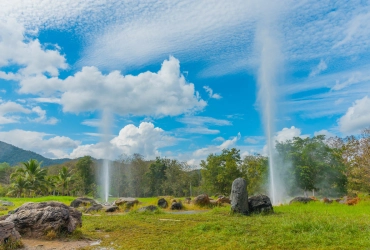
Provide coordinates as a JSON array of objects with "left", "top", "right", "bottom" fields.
[
  {"left": 201, "top": 148, "right": 242, "bottom": 195},
  {"left": 240, "top": 155, "right": 268, "bottom": 195},
  {"left": 276, "top": 135, "right": 347, "bottom": 196},
  {"left": 76, "top": 156, "right": 95, "bottom": 195}
]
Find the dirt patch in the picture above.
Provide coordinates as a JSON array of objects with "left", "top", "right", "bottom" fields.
[{"left": 21, "top": 238, "right": 100, "bottom": 250}]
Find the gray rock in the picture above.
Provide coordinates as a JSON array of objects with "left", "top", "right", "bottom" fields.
[
  {"left": 157, "top": 198, "right": 168, "bottom": 208},
  {"left": 0, "top": 201, "right": 14, "bottom": 207},
  {"left": 193, "top": 194, "right": 210, "bottom": 206},
  {"left": 170, "top": 202, "right": 183, "bottom": 210},
  {"left": 70, "top": 197, "right": 98, "bottom": 208},
  {"left": 289, "top": 197, "right": 314, "bottom": 204},
  {"left": 114, "top": 198, "right": 139, "bottom": 210},
  {"left": 85, "top": 204, "right": 103, "bottom": 213},
  {"left": 0, "top": 221, "right": 21, "bottom": 244},
  {"left": 230, "top": 178, "right": 249, "bottom": 215},
  {"left": 105, "top": 206, "right": 119, "bottom": 213},
  {"left": 137, "top": 205, "right": 158, "bottom": 212},
  {"left": 248, "top": 195, "right": 273, "bottom": 214},
  {"left": 5, "top": 202, "right": 82, "bottom": 238}
]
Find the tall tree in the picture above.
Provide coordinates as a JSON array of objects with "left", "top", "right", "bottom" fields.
[
  {"left": 57, "top": 166, "right": 73, "bottom": 195},
  {"left": 240, "top": 155, "right": 268, "bottom": 195},
  {"left": 76, "top": 156, "right": 95, "bottom": 195},
  {"left": 201, "top": 148, "right": 241, "bottom": 195}
]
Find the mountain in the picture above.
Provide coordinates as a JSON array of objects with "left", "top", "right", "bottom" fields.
[{"left": 0, "top": 141, "right": 71, "bottom": 167}]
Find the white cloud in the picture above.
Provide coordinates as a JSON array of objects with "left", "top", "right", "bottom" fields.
[
  {"left": 19, "top": 56, "right": 206, "bottom": 117},
  {"left": 244, "top": 136, "right": 264, "bottom": 144},
  {"left": 338, "top": 96, "right": 370, "bottom": 134},
  {"left": 0, "top": 19, "right": 67, "bottom": 79},
  {"left": 29, "top": 106, "right": 58, "bottom": 125},
  {"left": 0, "top": 129, "right": 80, "bottom": 159},
  {"left": 176, "top": 127, "right": 220, "bottom": 135},
  {"left": 81, "top": 119, "right": 101, "bottom": 127},
  {"left": 314, "top": 129, "right": 336, "bottom": 138},
  {"left": 309, "top": 59, "right": 327, "bottom": 77},
  {"left": 176, "top": 115, "right": 230, "bottom": 134},
  {"left": 192, "top": 133, "right": 241, "bottom": 158},
  {"left": 203, "top": 86, "right": 222, "bottom": 99},
  {"left": 275, "top": 126, "right": 308, "bottom": 142},
  {"left": 70, "top": 122, "right": 177, "bottom": 160},
  {"left": 212, "top": 137, "right": 225, "bottom": 142},
  {"left": 331, "top": 71, "right": 370, "bottom": 91}
]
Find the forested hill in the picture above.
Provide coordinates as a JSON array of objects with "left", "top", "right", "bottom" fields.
[{"left": 0, "top": 141, "right": 71, "bottom": 167}]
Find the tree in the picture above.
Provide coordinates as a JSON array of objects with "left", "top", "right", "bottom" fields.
[
  {"left": 57, "top": 166, "right": 73, "bottom": 196},
  {"left": 76, "top": 156, "right": 95, "bottom": 195},
  {"left": 146, "top": 157, "right": 167, "bottom": 196},
  {"left": 201, "top": 148, "right": 241, "bottom": 195},
  {"left": 276, "top": 135, "right": 347, "bottom": 196},
  {"left": 10, "top": 159, "right": 47, "bottom": 196},
  {"left": 7, "top": 175, "right": 29, "bottom": 197},
  {"left": 240, "top": 155, "right": 268, "bottom": 195}
]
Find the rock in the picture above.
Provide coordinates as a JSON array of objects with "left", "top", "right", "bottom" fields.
[
  {"left": 346, "top": 197, "right": 359, "bottom": 205},
  {"left": 184, "top": 197, "right": 192, "bottom": 204},
  {"left": 70, "top": 197, "right": 98, "bottom": 208},
  {"left": 85, "top": 204, "right": 103, "bottom": 213},
  {"left": 248, "top": 195, "right": 273, "bottom": 214},
  {"left": 0, "top": 201, "right": 14, "bottom": 207},
  {"left": 338, "top": 196, "right": 348, "bottom": 204},
  {"left": 114, "top": 198, "right": 139, "bottom": 208},
  {"left": 137, "top": 205, "right": 158, "bottom": 212},
  {"left": 322, "top": 197, "right": 333, "bottom": 204},
  {"left": 0, "top": 221, "right": 21, "bottom": 244},
  {"left": 230, "top": 178, "right": 249, "bottom": 215},
  {"left": 193, "top": 194, "right": 210, "bottom": 206},
  {"left": 171, "top": 202, "right": 183, "bottom": 210},
  {"left": 216, "top": 196, "right": 231, "bottom": 204},
  {"left": 105, "top": 206, "right": 119, "bottom": 212},
  {"left": 5, "top": 202, "right": 82, "bottom": 238},
  {"left": 289, "top": 197, "right": 314, "bottom": 204},
  {"left": 157, "top": 198, "right": 168, "bottom": 208},
  {"left": 209, "top": 200, "right": 219, "bottom": 206}
]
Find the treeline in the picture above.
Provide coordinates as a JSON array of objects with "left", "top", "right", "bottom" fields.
[{"left": 0, "top": 128, "right": 369, "bottom": 198}]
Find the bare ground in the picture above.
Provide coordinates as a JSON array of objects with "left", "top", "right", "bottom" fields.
[{"left": 20, "top": 238, "right": 100, "bottom": 250}]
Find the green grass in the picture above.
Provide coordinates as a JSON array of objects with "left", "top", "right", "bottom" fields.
[{"left": 1, "top": 197, "right": 370, "bottom": 249}]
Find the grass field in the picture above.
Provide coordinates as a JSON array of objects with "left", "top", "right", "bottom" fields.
[{"left": 0, "top": 196, "right": 369, "bottom": 249}]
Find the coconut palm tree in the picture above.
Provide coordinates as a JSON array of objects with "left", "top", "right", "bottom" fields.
[
  {"left": 11, "top": 159, "right": 47, "bottom": 196},
  {"left": 57, "top": 166, "right": 73, "bottom": 196},
  {"left": 7, "top": 175, "right": 29, "bottom": 197}
]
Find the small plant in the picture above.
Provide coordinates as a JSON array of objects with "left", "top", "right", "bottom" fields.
[
  {"left": 0, "top": 238, "right": 23, "bottom": 250},
  {"left": 45, "top": 230, "right": 57, "bottom": 240}
]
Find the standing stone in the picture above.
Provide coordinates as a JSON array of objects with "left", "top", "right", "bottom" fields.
[
  {"left": 230, "top": 178, "right": 249, "bottom": 215},
  {"left": 0, "top": 221, "right": 21, "bottom": 244}
]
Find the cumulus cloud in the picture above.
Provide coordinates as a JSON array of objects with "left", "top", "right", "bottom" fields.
[
  {"left": 70, "top": 122, "right": 177, "bottom": 160},
  {"left": 314, "top": 129, "right": 336, "bottom": 138},
  {"left": 203, "top": 86, "right": 222, "bottom": 99},
  {"left": 192, "top": 133, "right": 241, "bottom": 158},
  {"left": 19, "top": 56, "right": 206, "bottom": 117},
  {"left": 309, "top": 59, "right": 327, "bottom": 77},
  {"left": 338, "top": 96, "right": 370, "bottom": 134},
  {"left": 0, "top": 129, "right": 80, "bottom": 158},
  {"left": 275, "top": 126, "right": 309, "bottom": 142},
  {"left": 0, "top": 19, "right": 67, "bottom": 79}
]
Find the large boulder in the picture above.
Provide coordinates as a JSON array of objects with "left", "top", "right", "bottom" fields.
[
  {"left": 171, "top": 202, "right": 183, "bottom": 210},
  {"left": 248, "top": 195, "right": 273, "bottom": 214},
  {"left": 105, "top": 206, "right": 119, "bottom": 213},
  {"left": 216, "top": 196, "right": 231, "bottom": 204},
  {"left": 157, "top": 198, "right": 168, "bottom": 208},
  {"left": 289, "top": 197, "right": 314, "bottom": 204},
  {"left": 230, "top": 178, "right": 249, "bottom": 215},
  {"left": 85, "top": 204, "right": 103, "bottom": 213},
  {"left": 114, "top": 197, "right": 139, "bottom": 208},
  {"left": 0, "top": 221, "right": 21, "bottom": 244},
  {"left": 137, "top": 205, "right": 158, "bottom": 212},
  {"left": 193, "top": 194, "right": 210, "bottom": 206},
  {"left": 4, "top": 202, "right": 82, "bottom": 237},
  {"left": 70, "top": 197, "right": 98, "bottom": 208}
]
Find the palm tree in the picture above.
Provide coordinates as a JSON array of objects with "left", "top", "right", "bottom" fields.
[
  {"left": 7, "top": 175, "right": 29, "bottom": 197},
  {"left": 11, "top": 159, "right": 47, "bottom": 196},
  {"left": 57, "top": 166, "right": 73, "bottom": 196}
]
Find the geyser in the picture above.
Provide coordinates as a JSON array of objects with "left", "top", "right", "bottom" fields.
[
  {"left": 101, "top": 108, "right": 112, "bottom": 203},
  {"left": 255, "top": 6, "right": 285, "bottom": 205}
]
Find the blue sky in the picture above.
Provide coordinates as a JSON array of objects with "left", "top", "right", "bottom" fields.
[{"left": 0, "top": 0, "right": 370, "bottom": 166}]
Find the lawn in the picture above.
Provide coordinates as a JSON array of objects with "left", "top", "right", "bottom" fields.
[{"left": 0, "top": 196, "right": 369, "bottom": 249}]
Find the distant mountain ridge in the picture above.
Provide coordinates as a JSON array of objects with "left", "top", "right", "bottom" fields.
[{"left": 0, "top": 141, "right": 71, "bottom": 167}]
